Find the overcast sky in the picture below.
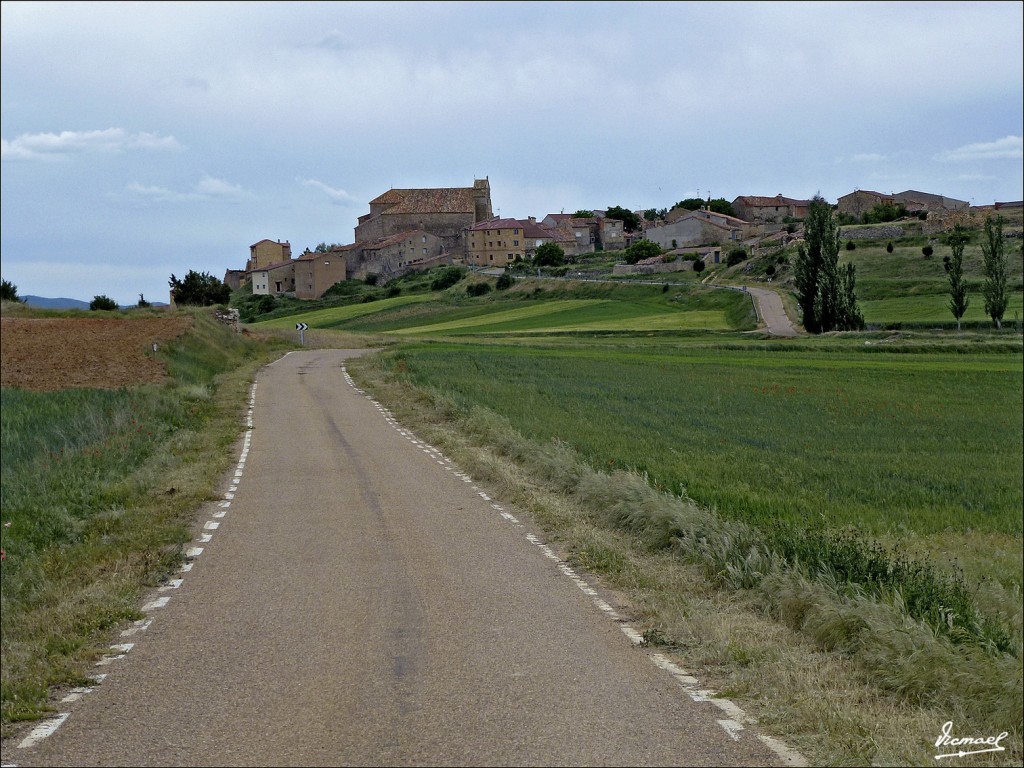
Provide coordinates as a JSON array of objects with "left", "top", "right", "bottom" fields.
[{"left": 2, "top": 1, "right": 1022, "bottom": 305}]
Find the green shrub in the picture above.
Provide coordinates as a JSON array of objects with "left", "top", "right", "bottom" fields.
[
  {"left": 846, "top": 240, "right": 857, "bottom": 251},
  {"left": 495, "top": 272, "right": 513, "bottom": 290},
  {"left": 887, "top": 242, "right": 894, "bottom": 253},
  {"left": 466, "top": 282, "right": 492, "bottom": 297},
  {"left": 922, "top": 245, "right": 934, "bottom": 258},
  {"left": 727, "top": 248, "right": 748, "bottom": 267},
  {"left": 89, "top": 295, "right": 118, "bottom": 311},
  {"left": 430, "top": 266, "right": 466, "bottom": 291}
]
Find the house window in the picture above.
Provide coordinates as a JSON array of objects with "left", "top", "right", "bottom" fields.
[
  {"left": 513, "top": 240, "right": 519, "bottom": 246},
  {"left": 514, "top": 228, "right": 519, "bottom": 235}
]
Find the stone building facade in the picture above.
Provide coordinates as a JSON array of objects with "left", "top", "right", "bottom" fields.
[
  {"left": 355, "top": 230, "right": 445, "bottom": 280},
  {"left": 294, "top": 247, "right": 353, "bottom": 300},
  {"left": 247, "top": 239, "right": 292, "bottom": 271},
  {"left": 464, "top": 218, "right": 530, "bottom": 267},
  {"left": 730, "top": 195, "right": 810, "bottom": 223},
  {"left": 644, "top": 209, "right": 746, "bottom": 250},
  {"left": 250, "top": 259, "right": 296, "bottom": 296},
  {"left": 355, "top": 179, "right": 493, "bottom": 253}
]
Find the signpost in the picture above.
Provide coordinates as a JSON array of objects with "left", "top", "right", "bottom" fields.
[{"left": 295, "top": 322, "right": 308, "bottom": 345}]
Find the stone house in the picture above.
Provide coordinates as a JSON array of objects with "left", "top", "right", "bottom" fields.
[
  {"left": 597, "top": 217, "right": 625, "bottom": 251},
  {"left": 644, "top": 209, "right": 745, "bottom": 250},
  {"left": 837, "top": 190, "right": 896, "bottom": 219},
  {"left": 355, "top": 179, "right": 493, "bottom": 253},
  {"left": 223, "top": 269, "right": 247, "bottom": 292},
  {"left": 247, "top": 239, "right": 292, "bottom": 271},
  {"left": 539, "top": 213, "right": 628, "bottom": 254},
  {"left": 357, "top": 230, "right": 444, "bottom": 280},
  {"left": 730, "top": 195, "right": 810, "bottom": 223},
  {"left": 294, "top": 246, "right": 354, "bottom": 300},
  {"left": 892, "top": 190, "right": 969, "bottom": 212},
  {"left": 464, "top": 217, "right": 531, "bottom": 266},
  {"left": 250, "top": 259, "right": 296, "bottom": 296}
]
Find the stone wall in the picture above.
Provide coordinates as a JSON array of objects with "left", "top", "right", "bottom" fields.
[{"left": 839, "top": 225, "right": 904, "bottom": 240}]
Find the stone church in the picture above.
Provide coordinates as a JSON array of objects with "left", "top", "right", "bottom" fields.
[{"left": 354, "top": 178, "right": 493, "bottom": 253}]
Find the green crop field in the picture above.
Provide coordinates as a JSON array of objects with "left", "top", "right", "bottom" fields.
[
  {"left": 253, "top": 280, "right": 757, "bottom": 335},
  {"left": 381, "top": 341, "right": 1023, "bottom": 541},
  {"left": 860, "top": 292, "right": 1024, "bottom": 324}
]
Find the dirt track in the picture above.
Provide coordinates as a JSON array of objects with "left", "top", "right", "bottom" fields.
[{"left": 0, "top": 316, "right": 191, "bottom": 391}]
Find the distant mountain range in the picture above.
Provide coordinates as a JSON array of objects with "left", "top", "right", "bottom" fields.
[
  {"left": 22, "top": 296, "right": 169, "bottom": 310},
  {"left": 23, "top": 295, "right": 91, "bottom": 309}
]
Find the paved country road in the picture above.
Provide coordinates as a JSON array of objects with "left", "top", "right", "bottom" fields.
[
  {"left": 7, "top": 350, "right": 801, "bottom": 767},
  {"left": 743, "top": 286, "right": 799, "bottom": 337}
]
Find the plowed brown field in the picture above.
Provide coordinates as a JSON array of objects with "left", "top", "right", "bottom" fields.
[{"left": 0, "top": 316, "right": 192, "bottom": 391}]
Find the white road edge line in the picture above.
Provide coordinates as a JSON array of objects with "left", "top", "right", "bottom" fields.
[{"left": 17, "top": 713, "right": 70, "bottom": 749}]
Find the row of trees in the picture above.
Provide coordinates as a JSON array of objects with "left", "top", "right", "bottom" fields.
[
  {"left": 943, "top": 216, "right": 1010, "bottom": 330},
  {"left": 792, "top": 199, "right": 1012, "bottom": 333}
]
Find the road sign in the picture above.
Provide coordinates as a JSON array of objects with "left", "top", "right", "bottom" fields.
[
  {"left": 295, "top": 322, "right": 308, "bottom": 345},
  {"left": 295, "top": 323, "right": 308, "bottom": 331}
]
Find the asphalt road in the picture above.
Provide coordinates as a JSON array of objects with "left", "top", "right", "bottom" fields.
[
  {"left": 743, "top": 286, "right": 799, "bottom": 337},
  {"left": 8, "top": 349, "right": 797, "bottom": 767}
]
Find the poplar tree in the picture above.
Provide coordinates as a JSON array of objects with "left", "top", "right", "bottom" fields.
[
  {"left": 981, "top": 215, "right": 1008, "bottom": 330},
  {"left": 944, "top": 224, "right": 969, "bottom": 331},
  {"left": 794, "top": 195, "right": 864, "bottom": 332}
]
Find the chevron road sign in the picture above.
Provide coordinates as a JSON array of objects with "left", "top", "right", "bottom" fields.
[
  {"left": 295, "top": 323, "right": 308, "bottom": 331},
  {"left": 295, "top": 322, "right": 308, "bottom": 344}
]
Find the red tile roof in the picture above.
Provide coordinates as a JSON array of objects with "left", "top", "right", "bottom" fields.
[
  {"left": 733, "top": 195, "right": 809, "bottom": 207},
  {"left": 369, "top": 187, "right": 476, "bottom": 214},
  {"left": 248, "top": 258, "right": 295, "bottom": 274},
  {"left": 465, "top": 217, "right": 524, "bottom": 231}
]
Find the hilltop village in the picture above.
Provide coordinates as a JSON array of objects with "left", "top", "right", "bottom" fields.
[{"left": 223, "top": 177, "right": 1012, "bottom": 301}]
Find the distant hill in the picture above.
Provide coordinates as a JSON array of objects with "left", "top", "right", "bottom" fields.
[
  {"left": 20, "top": 296, "right": 170, "bottom": 310},
  {"left": 23, "top": 296, "right": 90, "bottom": 310}
]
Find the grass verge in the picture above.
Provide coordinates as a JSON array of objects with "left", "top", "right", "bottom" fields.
[{"left": 0, "top": 309, "right": 295, "bottom": 733}]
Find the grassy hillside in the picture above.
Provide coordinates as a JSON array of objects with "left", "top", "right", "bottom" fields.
[{"left": 252, "top": 277, "right": 758, "bottom": 336}]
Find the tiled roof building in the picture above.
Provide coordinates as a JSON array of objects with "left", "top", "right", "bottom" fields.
[{"left": 355, "top": 178, "right": 493, "bottom": 252}]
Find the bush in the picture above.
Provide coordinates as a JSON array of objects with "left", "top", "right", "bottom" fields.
[
  {"left": 846, "top": 240, "right": 857, "bottom": 251},
  {"left": 0, "top": 278, "right": 21, "bottom": 302},
  {"left": 430, "top": 266, "right": 466, "bottom": 291},
  {"left": 386, "top": 285, "right": 401, "bottom": 298},
  {"left": 727, "top": 248, "right": 748, "bottom": 267},
  {"left": 466, "top": 282, "right": 492, "bottom": 297},
  {"left": 886, "top": 242, "right": 894, "bottom": 253},
  {"left": 625, "top": 239, "right": 662, "bottom": 265},
  {"left": 89, "top": 295, "right": 118, "bottom": 311},
  {"left": 495, "top": 272, "right": 513, "bottom": 290},
  {"left": 765, "top": 264, "right": 776, "bottom": 277},
  {"left": 692, "top": 259, "right": 705, "bottom": 273},
  {"left": 922, "top": 245, "right": 934, "bottom": 258},
  {"left": 169, "top": 270, "right": 230, "bottom": 306},
  {"left": 534, "top": 243, "right": 566, "bottom": 267},
  {"left": 364, "top": 273, "right": 379, "bottom": 286}
]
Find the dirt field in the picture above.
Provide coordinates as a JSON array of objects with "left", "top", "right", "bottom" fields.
[{"left": 0, "top": 316, "right": 191, "bottom": 391}]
